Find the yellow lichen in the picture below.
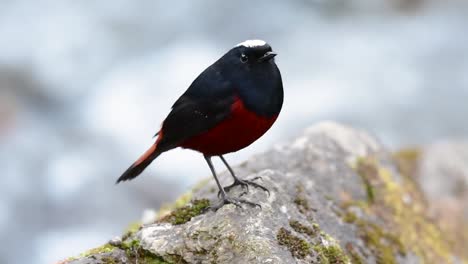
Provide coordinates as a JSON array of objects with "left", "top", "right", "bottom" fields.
[
  {"left": 393, "top": 148, "right": 421, "bottom": 179},
  {"left": 349, "top": 156, "right": 458, "bottom": 263},
  {"left": 395, "top": 149, "right": 468, "bottom": 260}
]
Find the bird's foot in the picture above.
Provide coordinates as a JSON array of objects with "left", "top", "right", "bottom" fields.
[
  {"left": 218, "top": 177, "right": 270, "bottom": 197},
  {"left": 209, "top": 196, "right": 261, "bottom": 211}
]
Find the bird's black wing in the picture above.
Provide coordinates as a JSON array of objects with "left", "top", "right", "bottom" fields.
[
  {"left": 118, "top": 92, "right": 233, "bottom": 183},
  {"left": 155, "top": 65, "right": 235, "bottom": 152},
  {"left": 155, "top": 95, "right": 233, "bottom": 152}
]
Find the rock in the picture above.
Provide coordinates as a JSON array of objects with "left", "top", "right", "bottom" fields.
[
  {"left": 63, "top": 122, "right": 467, "bottom": 264},
  {"left": 64, "top": 248, "right": 130, "bottom": 264},
  {"left": 410, "top": 141, "right": 468, "bottom": 258},
  {"left": 418, "top": 141, "right": 468, "bottom": 202}
]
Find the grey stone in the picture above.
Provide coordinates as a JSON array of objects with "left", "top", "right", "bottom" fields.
[
  {"left": 419, "top": 141, "right": 468, "bottom": 203},
  {"left": 67, "top": 248, "right": 129, "bottom": 264},
  {"left": 417, "top": 141, "right": 468, "bottom": 256},
  {"left": 64, "top": 122, "right": 466, "bottom": 264}
]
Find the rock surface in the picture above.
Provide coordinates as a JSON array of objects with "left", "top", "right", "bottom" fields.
[
  {"left": 64, "top": 122, "right": 467, "bottom": 264},
  {"left": 415, "top": 141, "right": 468, "bottom": 258}
]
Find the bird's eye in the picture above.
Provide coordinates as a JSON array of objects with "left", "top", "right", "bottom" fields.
[{"left": 240, "top": 54, "right": 248, "bottom": 63}]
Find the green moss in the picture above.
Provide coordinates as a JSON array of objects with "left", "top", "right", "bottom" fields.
[
  {"left": 344, "top": 208, "right": 406, "bottom": 264},
  {"left": 312, "top": 223, "right": 320, "bottom": 230},
  {"left": 345, "top": 242, "right": 365, "bottom": 264},
  {"left": 67, "top": 238, "right": 182, "bottom": 264},
  {"left": 122, "top": 221, "right": 142, "bottom": 240},
  {"left": 289, "top": 220, "right": 317, "bottom": 238},
  {"left": 287, "top": 218, "right": 355, "bottom": 263},
  {"left": 277, "top": 227, "right": 311, "bottom": 258},
  {"left": 313, "top": 243, "right": 350, "bottom": 264},
  {"left": 159, "top": 199, "right": 210, "bottom": 225},
  {"left": 316, "top": 235, "right": 350, "bottom": 264},
  {"left": 294, "top": 185, "right": 312, "bottom": 214},
  {"left": 79, "top": 244, "right": 116, "bottom": 257},
  {"left": 120, "top": 238, "right": 139, "bottom": 252},
  {"left": 350, "top": 156, "right": 458, "bottom": 263},
  {"left": 120, "top": 239, "right": 175, "bottom": 264},
  {"left": 126, "top": 221, "right": 142, "bottom": 233},
  {"left": 134, "top": 253, "right": 171, "bottom": 264},
  {"left": 64, "top": 244, "right": 117, "bottom": 263},
  {"left": 342, "top": 211, "right": 358, "bottom": 224},
  {"left": 157, "top": 178, "right": 212, "bottom": 218},
  {"left": 358, "top": 223, "right": 398, "bottom": 264},
  {"left": 355, "top": 158, "right": 377, "bottom": 203},
  {"left": 100, "top": 256, "right": 117, "bottom": 264},
  {"left": 64, "top": 179, "right": 209, "bottom": 263},
  {"left": 157, "top": 191, "right": 194, "bottom": 218}
]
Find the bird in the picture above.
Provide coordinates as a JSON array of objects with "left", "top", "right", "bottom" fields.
[{"left": 117, "top": 39, "right": 283, "bottom": 210}]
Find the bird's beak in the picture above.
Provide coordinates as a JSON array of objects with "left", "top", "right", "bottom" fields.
[{"left": 258, "top": 51, "right": 277, "bottom": 62}]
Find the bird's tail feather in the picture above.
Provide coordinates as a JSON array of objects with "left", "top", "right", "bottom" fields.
[{"left": 116, "top": 143, "right": 161, "bottom": 183}]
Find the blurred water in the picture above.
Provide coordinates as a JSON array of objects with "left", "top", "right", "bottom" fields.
[{"left": 1, "top": 1, "right": 468, "bottom": 263}]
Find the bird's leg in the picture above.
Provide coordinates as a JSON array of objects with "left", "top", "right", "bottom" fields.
[
  {"left": 218, "top": 155, "right": 270, "bottom": 197},
  {"left": 204, "top": 155, "right": 261, "bottom": 211}
]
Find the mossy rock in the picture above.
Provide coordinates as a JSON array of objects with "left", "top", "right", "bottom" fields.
[
  {"left": 276, "top": 227, "right": 311, "bottom": 258},
  {"left": 158, "top": 199, "right": 210, "bottom": 225},
  {"left": 62, "top": 122, "right": 467, "bottom": 264},
  {"left": 344, "top": 156, "right": 455, "bottom": 263}
]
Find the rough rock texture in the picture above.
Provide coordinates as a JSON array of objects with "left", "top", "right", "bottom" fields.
[
  {"left": 64, "top": 122, "right": 467, "bottom": 264},
  {"left": 411, "top": 141, "right": 468, "bottom": 259}
]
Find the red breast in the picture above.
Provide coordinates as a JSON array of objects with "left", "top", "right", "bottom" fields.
[{"left": 180, "top": 96, "right": 278, "bottom": 155}]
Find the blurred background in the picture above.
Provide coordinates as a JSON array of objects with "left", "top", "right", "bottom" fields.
[{"left": 1, "top": 0, "right": 468, "bottom": 263}]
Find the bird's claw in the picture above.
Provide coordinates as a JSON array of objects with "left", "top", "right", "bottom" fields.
[
  {"left": 209, "top": 196, "right": 261, "bottom": 211},
  {"left": 249, "top": 176, "right": 262, "bottom": 181},
  {"left": 217, "top": 177, "right": 269, "bottom": 198}
]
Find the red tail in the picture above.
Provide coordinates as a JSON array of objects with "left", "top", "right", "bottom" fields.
[{"left": 116, "top": 143, "right": 161, "bottom": 183}]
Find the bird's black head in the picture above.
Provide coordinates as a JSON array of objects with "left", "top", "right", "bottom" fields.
[
  {"left": 214, "top": 40, "right": 283, "bottom": 117},
  {"left": 224, "top": 40, "right": 277, "bottom": 67}
]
